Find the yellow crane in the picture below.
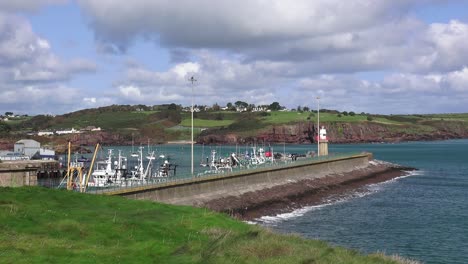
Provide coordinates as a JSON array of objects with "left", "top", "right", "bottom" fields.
[{"left": 63, "top": 141, "right": 100, "bottom": 192}]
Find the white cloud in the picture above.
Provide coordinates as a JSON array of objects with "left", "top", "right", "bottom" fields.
[
  {"left": 82, "top": 96, "right": 115, "bottom": 108},
  {"left": 172, "top": 62, "right": 200, "bottom": 79},
  {"left": 3, "top": 0, "right": 468, "bottom": 115},
  {"left": 119, "top": 85, "right": 142, "bottom": 98},
  {"left": 0, "top": 84, "right": 79, "bottom": 113},
  {"left": 0, "top": 13, "right": 97, "bottom": 114},
  {"left": 0, "top": 0, "right": 66, "bottom": 13},
  {"left": 77, "top": 0, "right": 420, "bottom": 49},
  {"left": 443, "top": 67, "right": 468, "bottom": 92},
  {"left": 0, "top": 13, "right": 96, "bottom": 82},
  {"left": 83, "top": 97, "right": 97, "bottom": 104},
  {"left": 76, "top": 0, "right": 467, "bottom": 75}
]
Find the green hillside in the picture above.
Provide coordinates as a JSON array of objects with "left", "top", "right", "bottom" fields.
[
  {"left": 4, "top": 104, "right": 468, "bottom": 143},
  {"left": 0, "top": 187, "right": 415, "bottom": 264}
]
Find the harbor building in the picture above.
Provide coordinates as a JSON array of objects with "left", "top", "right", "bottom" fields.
[{"left": 0, "top": 139, "right": 56, "bottom": 161}]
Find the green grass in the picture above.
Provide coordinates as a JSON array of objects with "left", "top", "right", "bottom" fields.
[
  {"left": 2, "top": 117, "right": 32, "bottom": 125},
  {"left": 425, "top": 113, "right": 468, "bottom": 122},
  {"left": 263, "top": 112, "right": 373, "bottom": 124},
  {"left": 50, "top": 111, "right": 151, "bottom": 130},
  {"left": 180, "top": 118, "right": 235, "bottom": 128},
  {"left": 319, "top": 113, "right": 367, "bottom": 122},
  {"left": 131, "top": 110, "right": 158, "bottom": 115},
  {"left": 372, "top": 117, "right": 407, "bottom": 125},
  {"left": 165, "top": 127, "right": 204, "bottom": 140},
  {"left": 0, "top": 187, "right": 411, "bottom": 264},
  {"left": 262, "top": 111, "right": 311, "bottom": 124}
]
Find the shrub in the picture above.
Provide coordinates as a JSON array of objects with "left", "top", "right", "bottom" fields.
[{"left": 367, "top": 115, "right": 373, "bottom": 121}]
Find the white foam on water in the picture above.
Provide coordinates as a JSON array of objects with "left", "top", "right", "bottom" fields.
[
  {"left": 251, "top": 169, "right": 424, "bottom": 225},
  {"left": 254, "top": 190, "right": 377, "bottom": 225},
  {"left": 256, "top": 203, "right": 333, "bottom": 225},
  {"left": 370, "top": 170, "right": 424, "bottom": 188},
  {"left": 369, "top": 159, "right": 392, "bottom": 166}
]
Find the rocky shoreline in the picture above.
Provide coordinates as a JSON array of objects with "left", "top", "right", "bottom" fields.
[{"left": 202, "top": 161, "right": 416, "bottom": 221}]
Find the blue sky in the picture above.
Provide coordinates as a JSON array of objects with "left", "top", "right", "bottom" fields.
[{"left": 1, "top": 0, "right": 468, "bottom": 115}]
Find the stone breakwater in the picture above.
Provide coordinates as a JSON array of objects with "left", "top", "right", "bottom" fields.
[
  {"left": 111, "top": 154, "right": 414, "bottom": 222},
  {"left": 201, "top": 161, "right": 415, "bottom": 220}
]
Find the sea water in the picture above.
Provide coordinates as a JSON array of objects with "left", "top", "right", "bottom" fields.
[
  {"left": 75, "top": 140, "right": 467, "bottom": 263},
  {"left": 257, "top": 140, "right": 468, "bottom": 264}
]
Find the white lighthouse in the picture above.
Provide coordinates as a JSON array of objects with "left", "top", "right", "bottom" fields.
[{"left": 318, "top": 126, "right": 329, "bottom": 156}]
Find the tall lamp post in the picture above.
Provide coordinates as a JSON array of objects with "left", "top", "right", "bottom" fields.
[
  {"left": 316, "top": 96, "right": 320, "bottom": 157},
  {"left": 189, "top": 76, "right": 197, "bottom": 176}
]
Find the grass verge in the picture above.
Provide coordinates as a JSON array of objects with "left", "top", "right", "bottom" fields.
[{"left": 0, "top": 187, "right": 418, "bottom": 264}]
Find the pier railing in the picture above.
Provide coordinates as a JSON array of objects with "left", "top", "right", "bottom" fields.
[{"left": 84, "top": 152, "right": 365, "bottom": 194}]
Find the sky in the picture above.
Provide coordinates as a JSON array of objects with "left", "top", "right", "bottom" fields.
[{"left": 1, "top": 0, "right": 468, "bottom": 115}]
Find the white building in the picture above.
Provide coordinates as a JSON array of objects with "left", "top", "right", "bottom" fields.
[
  {"left": 14, "top": 139, "right": 41, "bottom": 157},
  {"left": 13, "top": 139, "right": 55, "bottom": 160},
  {"left": 55, "top": 128, "right": 80, "bottom": 135},
  {"left": 252, "top": 106, "right": 268, "bottom": 112},
  {"left": 38, "top": 131, "right": 54, "bottom": 136},
  {"left": 236, "top": 106, "right": 247, "bottom": 112},
  {"left": 0, "top": 151, "right": 29, "bottom": 161}
]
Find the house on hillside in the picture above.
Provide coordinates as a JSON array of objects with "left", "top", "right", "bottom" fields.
[
  {"left": 55, "top": 128, "right": 80, "bottom": 135},
  {"left": 236, "top": 106, "right": 247, "bottom": 112},
  {"left": 38, "top": 131, "right": 54, "bottom": 136},
  {"left": 252, "top": 106, "right": 268, "bottom": 112},
  {"left": 182, "top": 107, "right": 201, "bottom": 112},
  {"left": 81, "top": 126, "right": 102, "bottom": 132}
]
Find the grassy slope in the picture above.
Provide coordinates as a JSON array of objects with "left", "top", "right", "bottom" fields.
[
  {"left": 9, "top": 109, "right": 468, "bottom": 143},
  {"left": 0, "top": 187, "right": 406, "bottom": 264},
  {"left": 50, "top": 111, "right": 154, "bottom": 130},
  {"left": 179, "top": 118, "right": 235, "bottom": 128},
  {"left": 134, "top": 111, "right": 468, "bottom": 140}
]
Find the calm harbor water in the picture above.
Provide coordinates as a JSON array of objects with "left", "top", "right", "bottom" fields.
[
  {"left": 67, "top": 140, "right": 467, "bottom": 263},
  {"left": 259, "top": 140, "right": 468, "bottom": 264}
]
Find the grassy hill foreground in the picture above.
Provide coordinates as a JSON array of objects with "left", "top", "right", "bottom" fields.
[{"left": 0, "top": 187, "right": 419, "bottom": 264}]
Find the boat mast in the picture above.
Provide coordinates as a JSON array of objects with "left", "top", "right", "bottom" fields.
[
  {"left": 138, "top": 146, "right": 144, "bottom": 176},
  {"left": 189, "top": 76, "right": 197, "bottom": 176}
]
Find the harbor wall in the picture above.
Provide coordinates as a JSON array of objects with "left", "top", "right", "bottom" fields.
[
  {"left": 0, "top": 160, "right": 60, "bottom": 187},
  {"left": 106, "top": 153, "right": 372, "bottom": 206}
]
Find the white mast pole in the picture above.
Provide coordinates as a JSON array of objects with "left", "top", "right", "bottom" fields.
[
  {"left": 317, "top": 96, "right": 320, "bottom": 157},
  {"left": 189, "top": 76, "right": 197, "bottom": 176}
]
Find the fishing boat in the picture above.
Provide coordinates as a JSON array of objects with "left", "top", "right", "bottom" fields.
[
  {"left": 198, "top": 149, "right": 234, "bottom": 175},
  {"left": 155, "top": 159, "right": 177, "bottom": 178},
  {"left": 87, "top": 149, "right": 115, "bottom": 187}
]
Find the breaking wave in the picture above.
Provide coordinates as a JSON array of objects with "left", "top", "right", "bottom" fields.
[{"left": 251, "top": 169, "right": 423, "bottom": 226}]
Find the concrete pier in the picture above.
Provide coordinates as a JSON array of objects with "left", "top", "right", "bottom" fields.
[
  {"left": 0, "top": 160, "right": 60, "bottom": 187},
  {"left": 104, "top": 153, "right": 372, "bottom": 206}
]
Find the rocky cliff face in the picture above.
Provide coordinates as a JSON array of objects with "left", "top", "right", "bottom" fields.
[
  {"left": 197, "top": 121, "right": 468, "bottom": 144},
  {"left": 52, "top": 132, "right": 131, "bottom": 153},
  {"left": 2, "top": 121, "right": 467, "bottom": 152},
  {"left": 0, "top": 139, "right": 14, "bottom": 151}
]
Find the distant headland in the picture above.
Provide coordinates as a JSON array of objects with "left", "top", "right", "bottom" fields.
[{"left": 1, "top": 104, "right": 468, "bottom": 153}]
